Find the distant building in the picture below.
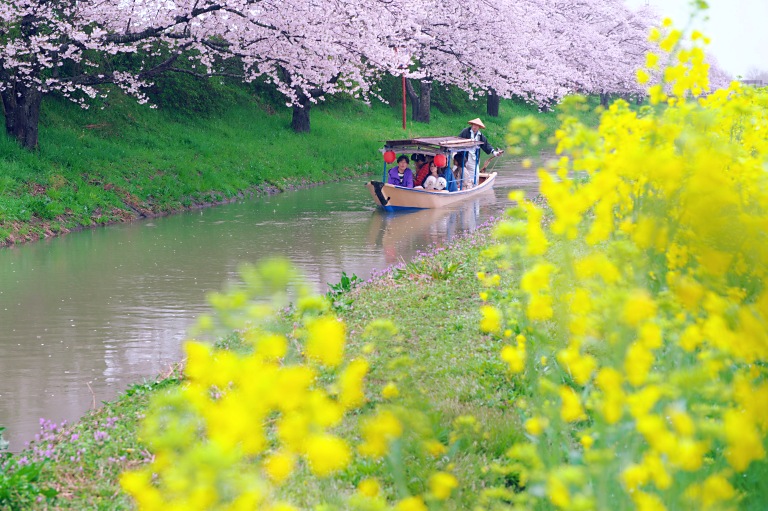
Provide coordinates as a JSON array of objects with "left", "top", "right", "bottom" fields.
[{"left": 741, "top": 79, "right": 765, "bottom": 87}]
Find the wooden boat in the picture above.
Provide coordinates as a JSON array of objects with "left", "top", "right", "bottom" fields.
[{"left": 366, "top": 136, "right": 499, "bottom": 212}]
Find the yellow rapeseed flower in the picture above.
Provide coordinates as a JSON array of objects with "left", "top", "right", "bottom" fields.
[
  {"left": 264, "top": 504, "right": 299, "bottom": 511},
  {"left": 685, "top": 473, "right": 736, "bottom": 508},
  {"left": 184, "top": 341, "right": 212, "bottom": 382},
  {"left": 632, "top": 490, "right": 667, "bottom": 511},
  {"left": 621, "top": 464, "right": 648, "bottom": 492},
  {"left": 382, "top": 382, "right": 400, "bottom": 399},
  {"left": 559, "top": 386, "right": 587, "bottom": 422},
  {"left": 625, "top": 342, "right": 654, "bottom": 387},
  {"left": 428, "top": 472, "right": 459, "bottom": 500},
  {"left": 263, "top": 451, "right": 295, "bottom": 484},
  {"left": 527, "top": 293, "right": 554, "bottom": 321},
  {"left": 501, "top": 344, "right": 526, "bottom": 373},
  {"left": 723, "top": 409, "right": 766, "bottom": 471},
  {"left": 305, "top": 316, "right": 346, "bottom": 367},
  {"left": 358, "top": 478, "right": 381, "bottom": 497},
  {"left": 255, "top": 333, "right": 287, "bottom": 360},
  {"left": 623, "top": 290, "right": 657, "bottom": 326},
  {"left": 338, "top": 358, "right": 369, "bottom": 409},
  {"left": 480, "top": 305, "right": 503, "bottom": 334},
  {"left": 546, "top": 474, "right": 570, "bottom": 508},
  {"left": 524, "top": 416, "right": 549, "bottom": 436},
  {"left": 521, "top": 263, "right": 555, "bottom": 292},
  {"left": 423, "top": 439, "right": 448, "bottom": 457},
  {"left": 358, "top": 410, "right": 403, "bottom": 459},
  {"left": 304, "top": 434, "right": 351, "bottom": 477},
  {"left": 396, "top": 496, "right": 428, "bottom": 511}
]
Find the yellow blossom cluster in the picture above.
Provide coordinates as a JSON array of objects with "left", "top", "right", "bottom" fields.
[
  {"left": 485, "top": 23, "right": 768, "bottom": 511},
  {"left": 121, "top": 260, "right": 460, "bottom": 510}
]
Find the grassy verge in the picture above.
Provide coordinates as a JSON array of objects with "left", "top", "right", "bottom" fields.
[
  {"left": 2, "top": 217, "right": 517, "bottom": 510},
  {"left": 0, "top": 86, "right": 565, "bottom": 246}
]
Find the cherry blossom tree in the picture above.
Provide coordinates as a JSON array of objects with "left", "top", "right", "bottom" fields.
[
  {"left": 0, "top": 0, "right": 409, "bottom": 148},
  {"left": 1, "top": 0, "right": 709, "bottom": 150},
  {"left": 391, "top": 0, "right": 657, "bottom": 122},
  {"left": 466, "top": 0, "right": 657, "bottom": 111},
  {"left": 0, "top": 0, "right": 268, "bottom": 149},
  {"left": 262, "top": 0, "right": 410, "bottom": 132}
]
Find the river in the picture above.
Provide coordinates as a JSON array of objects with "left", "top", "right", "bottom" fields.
[{"left": 0, "top": 160, "right": 540, "bottom": 451}]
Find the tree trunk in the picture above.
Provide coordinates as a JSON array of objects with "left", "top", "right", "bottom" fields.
[
  {"left": 540, "top": 98, "right": 555, "bottom": 113},
  {"left": 600, "top": 93, "right": 610, "bottom": 107},
  {"left": 405, "top": 78, "right": 420, "bottom": 121},
  {"left": 415, "top": 80, "right": 431, "bottom": 123},
  {"left": 405, "top": 78, "right": 431, "bottom": 123},
  {"left": 291, "top": 94, "right": 311, "bottom": 133},
  {"left": 1, "top": 81, "right": 43, "bottom": 150},
  {"left": 486, "top": 90, "right": 500, "bottom": 117}
]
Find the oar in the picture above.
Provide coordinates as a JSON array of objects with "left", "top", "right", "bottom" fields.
[{"left": 481, "top": 150, "right": 504, "bottom": 173}]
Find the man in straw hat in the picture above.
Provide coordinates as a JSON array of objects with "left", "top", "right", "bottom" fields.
[{"left": 456, "top": 118, "right": 502, "bottom": 189}]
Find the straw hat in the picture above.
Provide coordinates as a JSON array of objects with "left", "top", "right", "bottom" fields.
[{"left": 467, "top": 118, "right": 486, "bottom": 129}]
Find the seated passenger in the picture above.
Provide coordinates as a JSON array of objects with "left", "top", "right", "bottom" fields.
[
  {"left": 452, "top": 153, "right": 473, "bottom": 190},
  {"left": 443, "top": 165, "right": 459, "bottom": 192},
  {"left": 423, "top": 161, "right": 447, "bottom": 190},
  {"left": 387, "top": 155, "right": 414, "bottom": 188},
  {"left": 411, "top": 153, "right": 427, "bottom": 173},
  {"left": 414, "top": 155, "right": 434, "bottom": 187}
]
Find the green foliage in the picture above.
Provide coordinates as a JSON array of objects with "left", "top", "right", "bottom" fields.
[
  {"left": 0, "top": 428, "right": 57, "bottom": 510},
  {"left": 146, "top": 74, "right": 243, "bottom": 116},
  {"left": 326, "top": 271, "right": 361, "bottom": 311},
  {"left": 124, "top": 376, "right": 182, "bottom": 398},
  {"left": 429, "top": 83, "right": 481, "bottom": 114},
  {"left": 375, "top": 75, "right": 482, "bottom": 114},
  {"left": 394, "top": 259, "right": 462, "bottom": 281}
]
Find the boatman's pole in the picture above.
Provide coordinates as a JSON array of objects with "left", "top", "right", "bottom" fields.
[
  {"left": 401, "top": 74, "right": 407, "bottom": 130},
  {"left": 394, "top": 46, "right": 406, "bottom": 131}
]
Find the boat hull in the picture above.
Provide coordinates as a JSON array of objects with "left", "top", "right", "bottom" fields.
[{"left": 366, "top": 172, "right": 497, "bottom": 211}]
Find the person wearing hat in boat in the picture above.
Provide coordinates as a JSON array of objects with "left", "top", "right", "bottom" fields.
[
  {"left": 458, "top": 118, "right": 502, "bottom": 189},
  {"left": 387, "top": 155, "right": 414, "bottom": 188}
]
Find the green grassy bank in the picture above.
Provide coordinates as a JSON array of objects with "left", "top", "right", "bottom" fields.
[{"left": 0, "top": 85, "right": 557, "bottom": 246}]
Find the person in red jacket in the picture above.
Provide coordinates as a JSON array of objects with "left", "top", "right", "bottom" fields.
[{"left": 414, "top": 154, "right": 434, "bottom": 187}]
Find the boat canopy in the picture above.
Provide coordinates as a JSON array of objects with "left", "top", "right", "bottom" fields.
[{"left": 381, "top": 136, "right": 483, "bottom": 156}]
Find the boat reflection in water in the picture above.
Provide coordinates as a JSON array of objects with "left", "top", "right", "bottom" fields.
[{"left": 368, "top": 185, "right": 497, "bottom": 265}]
